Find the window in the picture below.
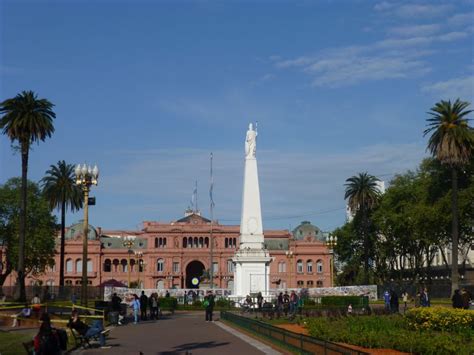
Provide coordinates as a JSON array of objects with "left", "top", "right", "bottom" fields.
[
  {"left": 278, "top": 262, "right": 286, "bottom": 273},
  {"left": 307, "top": 260, "right": 313, "bottom": 273},
  {"left": 199, "top": 237, "right": 203, "bottom": 248},
  {"left": 173, "top": 262, "right": 180, "bottom": 273},
  {"left": 307, "top": 280, "right": 314, "bottom": 287},
  {"left": 297, "top": 280, "right": 304, "bottom": 287},
  {"left": 316, "top": 260, "right": 323, "bottom": 273},
  {"left": 87, "top": 259, "right": 93, "bottom": 272},
  {"left": 227, "top": 260, "right": 234, "bottom": 273},
  {"left": 104, "top": 259, "right": 111, "bottom": 272},
  {"left": 76, "top": 259, "right": 82, "bottom": 273},
  {"left": 297, "top": 260, "right": 303, "bottom": 273},
  {"left": 156, "top": 237, "right": 167, "bottom": 248},
  {"left": 157, "top": 259, "right": 164, "bottom": 272},
  {"left": 121, "top": 259, "right": 127, "bottom": 272},
  {"left": 65, "top": 280, "right": 72, "bottom": 286},
  {"left": 113, "top": 259, "right": 119, "bottom": 272},
  {"left": 156, "top": 280, "right": 164, "bottom": 289},
  {"left": 316, "top": 280, "right": 323, "bottom": 287},
  {"left": 183, "top": 237, "right": 187, "bottom": 248},
  {"left": 66, "top": 259, "right": 73, "bottom": 273},
  {"left": 212, "top": 262, "right": 218, "bottom": 274},
  {"left": 205, "top": 237, "right": 209, "bottom": 248}
]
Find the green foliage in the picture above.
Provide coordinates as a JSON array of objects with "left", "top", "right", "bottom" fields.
[
  {"left": 0, "top": 178, "right": 57, "bottom": 283},
  {"left": 405, "top": 307, "right": 474, "bottom": 332},
  {"left": 215, "top": 297, "right": 232, "bottom": 308},
  {"left": 158, "top": 297, "right": 177, "bottom": 310},
  {"left": 305, "top": 314, "right": 473, "bottom": 354},
  {"left": 320, "top": 296, "right": 368, "bottom": 308}
]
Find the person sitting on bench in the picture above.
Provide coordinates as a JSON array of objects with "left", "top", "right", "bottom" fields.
[
  {"left": 12, "top": 303, "right": 31, "bottom": 327},
  {"left": 67, "top": 310, "right": 109, "bottom": 348}
]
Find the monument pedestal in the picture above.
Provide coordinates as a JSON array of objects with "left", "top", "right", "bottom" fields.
[{"left": 233, "top": 249, "right": 272, "bottom": 296}]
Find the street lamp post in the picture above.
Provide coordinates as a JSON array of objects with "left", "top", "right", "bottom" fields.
[
  {"left": 135, "top": 251, "right": 143, "bottom": 288},
  {"left": 74, "top": 163, "right": 99, "bottom": 306},
  {"left": 285, "top": 250, "right": 294, "bottom": 289},
  {"left": 326, "top": 235, "right": 338, "bottom": 287},
  {"left": 122, "top": 236, "right": 135, "bottom": 288}
]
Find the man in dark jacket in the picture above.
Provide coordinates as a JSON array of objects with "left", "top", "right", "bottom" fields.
[
  {"left": 452, "top": 289, "right": 464, "bottom": 308},
  {"left": 204, "top": 291, "right": 215, "bottom": 322},
  {"left": 140, "top": 291, "right": 148, "bottom": 320}
]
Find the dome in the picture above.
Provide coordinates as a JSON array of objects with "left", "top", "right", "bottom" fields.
[
  {"left": 65, "top": 220, "right": 98, "bottom": 240},
  {"left": 292, "top": 221, "right": 325, "bottom": 241}
]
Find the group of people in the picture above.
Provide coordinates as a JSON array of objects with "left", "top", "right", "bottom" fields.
[
  {"left": 384, "top": 288, "right": 431, "bottom": 313},
  {"left": 276, "top": 290, "right": 300, "bottom": 316},
  {"left": 130, "top": 291, "right": 161, "bottom": 324},
  {"left": 451, "top": 288, "right": 472, "bottom": 309}
]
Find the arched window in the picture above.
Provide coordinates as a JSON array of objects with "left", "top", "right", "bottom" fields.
[
  {"left": 188, "top": 237, "right": 193, "bottom": 248},
  {"left": 76, "top": 259, "right": 82, "bottom": 273},
  {"left": 121, "top": 259, "right": 127, "bottom": 272},
  {"left": 104, "top": 259, "right": 111, "bottom": 272},
  {"left": 183, "top": 237, "right": 187, "bottom": 248},
  {"left": 130, "top": 259, "right": 136, "bottom": 272},
  {"left": 156, "top": 280, "right": 164, "bottom": 289},
  {"left": 316, "top": 280, "right": 323, "bottom": 287},
  {"left": 307, "top": 260, "right": 313, "bottom": 273},
  {"left": 66, "top": 259, "right": 73, "bottom": 273},
  {"left": 205, "top": 237, "right": 209, "bottom": 248},
  {"left": 87, "top": 259, "right": 93, "bottom": 272},
  {"left": 157, "top": 258, "right": 164, "bottom": 272},
  {"left": 113, "top": 259, "right": 119, "bottom": 272},
  {"left": 225, "top": 238, "right": 229, "bottom": 248},
  {"left": 65, "top": 280, "right": 73, "bottom": 286},
  {"left": 199, "top": 237, "right": 203, "bottom": 248},
  {"left": 163, "top": 238, "right": 167, "bottom": 247},
  {"left": 296, "top": 260, "right": 303, "bottom": 273},
  {"left": 193, "top": 237, "right": 198, "bottom": 247},
  {"left": 155, "top": 238, "right": 158, "bottom": 248},
  {"left": 316, "top": 260, "right": 323, "bottom": 273}
]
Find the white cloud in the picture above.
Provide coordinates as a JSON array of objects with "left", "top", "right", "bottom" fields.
[
  {"left": 388, "top": 24, "right": 441, "bottom": 37},
  {"left": 421, "top": 76, "right": 474, "bottom": 100},
  {"left": 96, "top": 142, "right": 426, "bottom": 230},
  {"left": 447, "top": 12, "right": 474, "bottom": 26},
  {"left": 376, "top": 3, "right": 453, "bottom": 18},
  {"left": 374, "top": 1, "right": 397, "bottom": 11}
]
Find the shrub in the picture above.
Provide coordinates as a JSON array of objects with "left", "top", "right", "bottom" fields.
[
  {"left": 320, "top": 296, "right": 368, "bottom": 308},
  {"left": 405, "top": 307, "right": 474, "bottom": 332},
  {"left": 192, "top": 300, "right": 202, "bottom": 307},
  {"left": 158, "top": 297, "right": 177, "bottom": 310}
]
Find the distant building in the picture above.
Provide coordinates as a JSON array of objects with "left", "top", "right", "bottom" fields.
[{"left": 2, "top": 214, "right": 333, "bottom": 290}]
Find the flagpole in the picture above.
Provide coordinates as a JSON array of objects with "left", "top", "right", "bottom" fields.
[{"left": 209, "top": 153, "right": 214, "bottom": 289}]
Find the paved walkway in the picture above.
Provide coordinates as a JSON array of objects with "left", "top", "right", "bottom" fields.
[{"left": 76, "top": 312, "right": 281, "bottom": 355}]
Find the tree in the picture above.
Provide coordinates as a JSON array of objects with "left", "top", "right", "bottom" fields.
[
  {"left": 344, "top": 172, "right": 381, "bottom": 284},
  {"left": 0, "top": 91, "right": 55, "bottom": 301},
  {"left": 41, "top": 160, "right": 82, "bottom": 289},
  {"left": 424, "top": 99, "right": 473, "bottom": 293},
  {"left": 0, "top": 178, "right": 57, "bottom": 292}
]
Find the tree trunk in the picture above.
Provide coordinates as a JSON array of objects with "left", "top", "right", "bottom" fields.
[
  {"left": 16, "top": 142, "right": 29, "bottom": 302},
  {"left": 59, "top": 201, "right": 66, "bottom": 289},
  {"left": 363, "top": 208, "right": 369, "bottom": 285},
  {"left": 451, "top": 167, "right": 459, "bottom": 295}
]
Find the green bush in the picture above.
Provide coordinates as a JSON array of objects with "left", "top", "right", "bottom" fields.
[
  {"left": 215, "top": 297, "right": 232, "bottom": 308},
  {"left": 304, "top": 314, "right": 473, "bottom": 354},
  {"left": 405, "top": 307, "right": 474, "bottom": 332},
  {"left": 158, "top": 297, "right": 177, "bottom": 310},
  {"left": 320, "top": 296, "right": 368, "bottom": 308}
]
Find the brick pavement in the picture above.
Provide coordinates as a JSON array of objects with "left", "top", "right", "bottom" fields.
[{"left": 75, "top": 312, "right": 280, "bottom": 355}]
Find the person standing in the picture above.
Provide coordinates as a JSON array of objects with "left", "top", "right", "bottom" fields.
[
  {"left": 383, "top": 290, "right": 390, "bottom": 312},
  {"left": 452, "top": 289, "right": 464, "bottom": 309},
  {"left": 421, "top": 288, "right": 430, "bottom": 307},
  {"left": 257, "top": 292, "right": 263, "bottom": 313},
  {"left": 461, "top": 288, "right": 471, "bottom": 310},
  {"left": 150, "top": 293, "right": 159, "bottom": 320},
  {"left": 390, "top": 290, "right": 399, "bottom": 313},
  {"left": 277, "top": 292, "right": 283, "bottom": 318},
  {"left": 139, "top": 291, "right": 148, "bottom": 320},
  {"left": 402, "top": 291, "right": 409, "bottom": 312},
  {"left": 204, "top": 291, "right": 215, "bottom": 322},
  {"left": 130, "top": 294, "right": 140, "bottom": 324}
]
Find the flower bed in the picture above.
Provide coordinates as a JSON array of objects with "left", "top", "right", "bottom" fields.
[
  {"left": 304, "top": 311, "right": 473, "bottom": 355},
  {"left": 405, "top": 307, "right": 474, "bottom": 332}
]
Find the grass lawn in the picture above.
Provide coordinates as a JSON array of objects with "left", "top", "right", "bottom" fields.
[{"left": 0, "top": 330, "right": 36, "bottom": 355}]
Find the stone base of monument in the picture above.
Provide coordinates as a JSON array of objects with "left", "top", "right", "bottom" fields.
[{"left": 233, "top": 248, "right": 272, "bottom": 298}]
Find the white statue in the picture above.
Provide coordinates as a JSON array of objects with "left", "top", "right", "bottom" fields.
[{"left": 245, "top": 123, "right": 257, "bottom": 158}]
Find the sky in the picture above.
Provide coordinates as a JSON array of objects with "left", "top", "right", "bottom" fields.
[{"left": 1, "top": 0, "right": 473, "bottom": 233}]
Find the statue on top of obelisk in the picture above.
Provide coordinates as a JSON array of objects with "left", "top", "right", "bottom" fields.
[{"left": 245, "top": 123, "right": 257, "bottom": 159}]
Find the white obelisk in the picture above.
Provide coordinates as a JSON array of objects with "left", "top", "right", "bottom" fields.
[{"left": 233, "top": 123, "right": 272, "bottom": 297}]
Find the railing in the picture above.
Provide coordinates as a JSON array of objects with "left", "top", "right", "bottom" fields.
[{"left": 220, "top": 311, "right": 369, "bottom": 355}]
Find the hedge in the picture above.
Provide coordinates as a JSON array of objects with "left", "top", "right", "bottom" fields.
[{"left": 405, "top": 307, "right": 474, "bottom": 332}]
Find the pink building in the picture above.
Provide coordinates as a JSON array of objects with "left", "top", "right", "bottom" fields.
[{"left": 6, "top": 213, "right": 333, "bottom": 291}]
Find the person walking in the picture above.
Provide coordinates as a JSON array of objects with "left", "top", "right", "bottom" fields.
[
  {"left": 130, "top": 294, "right": 140, "bottom": 324},
  {"left": 139, "top": 291, "right": 148, "bottom": 320},
  {"left": 204, "top": 291, "right": 215, "bottom": 322}
]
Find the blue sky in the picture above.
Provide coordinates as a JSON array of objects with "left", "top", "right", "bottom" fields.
[{"left": 1, "top": 0, "right": 473, "bottom": 232}]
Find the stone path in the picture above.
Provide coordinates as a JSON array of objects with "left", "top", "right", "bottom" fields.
[{"left": 75, "top": 312, "right": 281, "bottom": 355}]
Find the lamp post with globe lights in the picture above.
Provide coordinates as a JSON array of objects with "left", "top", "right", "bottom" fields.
[
  {"left": 74, "top": 163, "right": 99, "bottom": 306},
  {"left": 122, "top": 236, "right": 135, "bottom": 288},
  {"left": 135, "top": 251, "right": 143, "bottom": 287},
  {"left": 285, "top": 250, "right": 294, "bottom": 289},
  {"left": 326, "top": 234, "right": 337, "bottom": 287}
]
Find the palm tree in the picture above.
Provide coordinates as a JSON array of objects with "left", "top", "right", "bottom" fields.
[
  {"left": 0, "top": 91, "right": 55, "bottom": 301},
  {"left": 344, "top": 172, "right": 381, "bottom": 285},
  {"left": 41, "top": 161, "right": 82, "bottom": 289},
  {"left": 424, "top": 99, "right": 473, "bottom": 293}
]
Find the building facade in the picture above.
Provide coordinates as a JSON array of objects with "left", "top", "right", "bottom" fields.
[{"left": 4, "top": 212, "right": 333, "bottom": 291}]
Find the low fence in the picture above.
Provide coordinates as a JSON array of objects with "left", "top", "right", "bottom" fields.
[{"left": 220, "top": 311, "right": 368, "bottom": 355}]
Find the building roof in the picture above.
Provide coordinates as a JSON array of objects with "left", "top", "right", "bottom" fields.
[
  {"left": 65, "top": 221, "right": 98, "bottom": 240},
  {"left": 263, "top": 238, "right": 289, "bottom": 250},
  {"left": 175, "top": 213, "right": 211, "bottom": 224},
  {"left": 100, "top": 236, "right": 147, "bottom": 249},
  {"left": 292, "top": 221, "right": 325, "bottom": 241}
]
